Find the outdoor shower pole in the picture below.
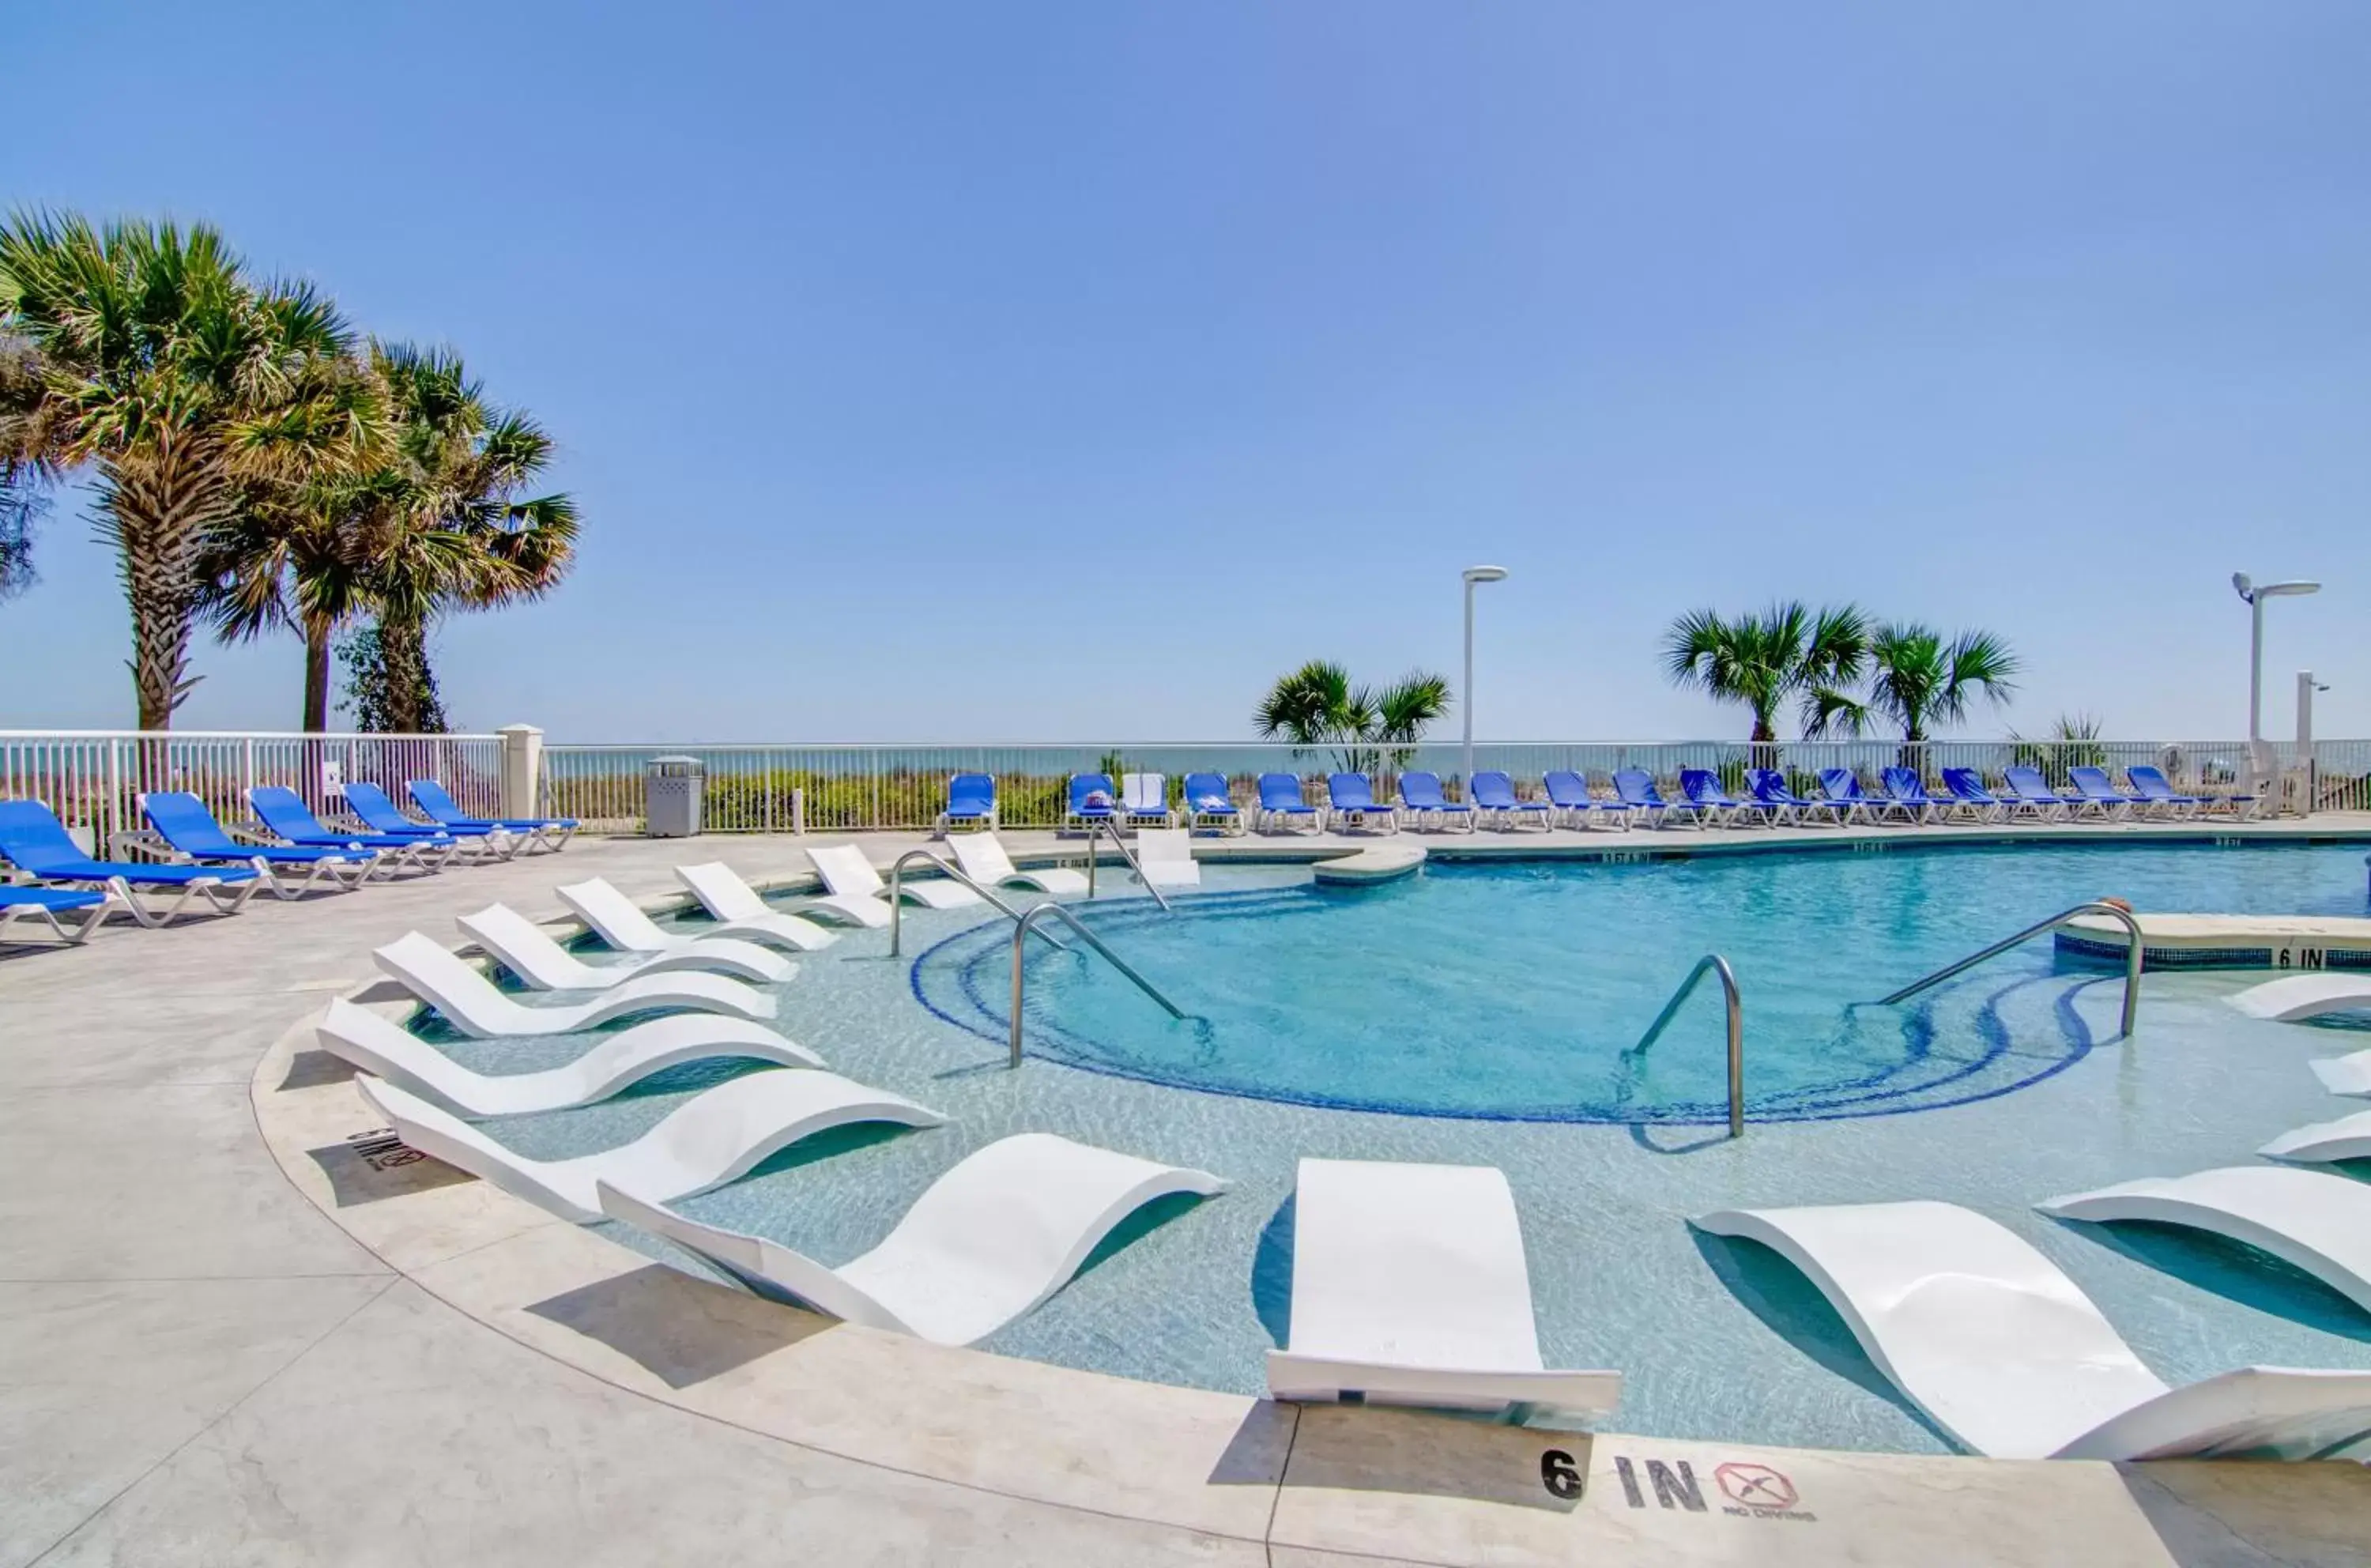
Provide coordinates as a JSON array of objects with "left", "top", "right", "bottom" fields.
[
  {"left": 2232, "top": 573, "right": 2320, "bottom": 796},
  {"left": 1461, "top": 566, "right": 1507, "bottom": 795}
]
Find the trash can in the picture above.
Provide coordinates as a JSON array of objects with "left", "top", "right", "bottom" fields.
[{"left": 645, "top": 755, "right": 704, "bottom": 837}]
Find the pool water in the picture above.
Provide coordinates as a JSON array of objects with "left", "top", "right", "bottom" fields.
[
  {"left": 918, "top": 843, "right": 2371, "bottom": 1122},
  {"left": 413, "top": 839, "right": 2371, "bottom": 1457}
]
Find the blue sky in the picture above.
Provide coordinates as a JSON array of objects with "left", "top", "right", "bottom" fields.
[{"left": 3, "top": 2, "right": 2365, "bottom": 743}]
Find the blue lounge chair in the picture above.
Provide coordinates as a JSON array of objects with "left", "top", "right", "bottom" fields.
[
  {"left": 409, "top": 778, "right": 577, "bottom": 852},
  {"left": 248, "top": 786, "right": 456, "bottom": 871},
  {"left": 1745, "top": 768, "right": 1811, "bottom": 825},
  {"left": 0, "top": 798, "right": 258, "bottom": 923},
  {"left": 1325, "top": 773, "right": 1396, "bottom": 835},
  {"left": 2065, "top": 767, "right": 2140, "bottom": 821},
  {"left": 1679, "top": 768, "right": 1759, "bottom": 827},
  {"left": 1, "top": 883, "right": 120, "bottom": 945},
  {"left": 1938, "top": 767, "right": 2007, "bottom": 824},
  {"left": 1182, "top": 772, "right": 1243, "bottom": 835},
  {"left": 937, "top": 773, "right": 997, "bottom": 835},
  {"left": 1470, "top": 771, "right": 1552, "bottom": 832},
  {"left": 1256, "top": 773, "right": 1323, "bottom": 834},
  {"left": 341, "top": 782, "right": 514, "bottom": 861},
  {"left": 2123, "top": 766, "right": 2203, "bottom": 820},
  {"left": 2173, "top": 766, "right": 2260, "bottom": 820},
  {"left": 1120, "top": 774, "right": 1174, "bottom": 831},
  {"left": 1745, "top": 767, "right": 1838, "bottom": 827},
  {"left": 1395, "top": 771, "right": 1475, "bottom": 833},
  {"left": 1816, "top": 768, "right": 1887, "bottom": 826},
  {"left": 1065, "top": 773, "right": 1118, "bottom": 833},
  {"left": 1544, "top": 769, "right": 1628, "bottom": 831},
  {"left": 138, "top": 791, "right": 379, "bottom": 896},
  {"left": 1879, "top": 767, "right": 1942, "bottom": 825},
  {"left": 1613, "top": 768, "right": 1700, "bottom": 828},
  {"left": 2000, "top": 766, "right": 2074, "bottom": 822}
]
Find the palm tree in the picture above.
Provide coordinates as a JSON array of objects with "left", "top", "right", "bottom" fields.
[
  {"left": 198, "top": 461, "right": 387, "bottom": 731},
  {"left": 355, "top": 343, "right": 579, "bottom": 732},
  {"left": 1807, "top": 623, "right": 2019, "bottom": 761},
  {"left": 0, "top": 327, "right": 61, "bottom": 603},
  {"left": 0, "top": 213, "right": 372, "bottom": 726},
  {"left": 1661, "top": 602, "right": 1869, "bottom": 759},
  {"left": 2008, "top": 712, "right": 2106, "bottom": 777},
  {"left": 1253, "top": 661, "right": 1451, "bottom": 774},
  {"left": 202, "top": 341, "right": 578, "bottom": 733}
]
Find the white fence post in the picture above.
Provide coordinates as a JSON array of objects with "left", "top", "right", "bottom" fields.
[
  {"left": 498, "top": 725, "right": 544, "bottom": 820},
  {"left": 104, "top": 737, "right": 123, "bottom": 850}
]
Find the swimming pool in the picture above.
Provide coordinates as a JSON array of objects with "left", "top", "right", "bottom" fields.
[
  {"left": 915, "top": 842, "right": 2371, "bottom": 1123},
  {"left": 430, "top": 839, "right": 2371, "bottom": 1456}
]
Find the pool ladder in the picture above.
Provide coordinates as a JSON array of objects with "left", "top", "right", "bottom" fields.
[
  {"left": 1878, "top": 899, "right": 2143, "bottom": 1038},
  {"left": 884, "top": 845, "right": 1185, "bottom": 1069},
  {"left": 1082, "top": 818, "right": 1174, "bottom": 911},
  {"left": 1630, "top": 954, "right": 1745, "bottom": 1138},
  {"left": 886, "top": 850, "right": 1073, "bottom": 958},
  {"left": 1008, "top": 902, "right": 1185, "bottom": 1068}
]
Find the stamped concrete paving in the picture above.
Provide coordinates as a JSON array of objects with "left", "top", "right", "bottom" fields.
[{"left": 3, "top": 825, "right": 2368, "bottom": 1565}]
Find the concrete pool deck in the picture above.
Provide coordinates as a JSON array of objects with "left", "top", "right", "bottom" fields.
[{"left": 4, "top": 820, "right": 2370, "bottom": 1564}]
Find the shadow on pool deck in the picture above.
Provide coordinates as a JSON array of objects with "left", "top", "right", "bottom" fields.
[{"left": 526, "top": 1262, "right": 837, "bottom": 1389}]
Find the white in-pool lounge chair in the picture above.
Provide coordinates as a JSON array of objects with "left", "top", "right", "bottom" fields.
[
  {"left": 456, "top": 903, "right": 791, "bottom": 990},
  {"left": 2226, "top": 973, "right": 2371, "bottom": 1023},
  {"left": 1691, "top": 1199, "right": 2371, "bottom": 1460},
  {"left": 315, "top": 997, "right": 823, "bottom": 1117},
  {"left": 663, "top": 862, "right": 846, "bottom": 948},
  {"left": 695, "top": 855, "right": 880, "bottom": 929},
  {"left": 2038, "top": 1167, "right": 2371, "bottom": 1321},
  {"left": 1133, "top": 828, "right": 1202, "bottom": 890},
  {"left": 2260, "top": 1109, "right": 2371, "bottom": 1166},
  {"left": 358, "top": 1070, "right": 944, "bottom": 1224},
  {"left": 945, "top": 833, "right": 1088, "bottom": 895},
  {"left": 808, "top": 842, "right": 982, "bottom": 914},
  {"left": 374, "top": 931, "right": 776, "bottom": 1039},
  {"left": 1266, "top": 1159, "right": 1622, "bottom": 1415},
  {"left": 556, "top": 876, "right": 839, "bottom": 959},
  {"left": 2312, "top": 1048, "right": 2371, "bottom": 1098},
  {"left": 597, "top": 1133, "right": 1226, "bottom": 1346},
  {"left": 684, "top": 856, "right": 890, "bottom": 930}
]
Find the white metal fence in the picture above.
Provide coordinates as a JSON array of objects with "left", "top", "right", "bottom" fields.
[
  {"left": 8, "top": 730, "right": 2359, "bottom": 841},
  {"left": 538, "top": 737, "right": 2371, "bottom": 833},
  {"left": 0, "top": 730, "right": 506, "bottom": 847}
]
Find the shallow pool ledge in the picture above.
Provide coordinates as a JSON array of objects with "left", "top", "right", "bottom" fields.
[
  {"left": 1312, "top": 843, "right": 1427, "bottom": 884},
  {"left": 2057, "top": 911, "right": 2371, "bottom": 971}
]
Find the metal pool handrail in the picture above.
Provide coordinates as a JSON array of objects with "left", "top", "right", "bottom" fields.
[
  {"left": 1084, "top": 817, "right": 1174, "bottom": 912},
  {"left": 1630, "top": 953, "right": 1745, "bottom": 1138},
  {"left": 1878, "top": 899, "right": 2144, "bottom": 1038},
  {"left": 887, "top": 849, "right": 1070, "bottom": 958},
  {"left": 1008, "top": 901, "right": 1184, "bottom": 1068}
]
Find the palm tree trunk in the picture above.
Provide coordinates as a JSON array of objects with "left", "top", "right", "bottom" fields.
[
  {"left": 100, "top": 447, "right": 222, "bottom": 731},
  {"left": 1749, "top": 714, "right": 1778, "bottom": 772},
  {"left": 301, "top": 622, "right": 333, "bottom": 733},
  {"left": 376, "top": 612, "right": 444, "bottom": 733}
]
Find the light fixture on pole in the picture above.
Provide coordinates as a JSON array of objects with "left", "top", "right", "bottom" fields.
[
  {"left": 2297, "top": 670, "right": 2330, "bottom": 818},
  {"left": 2231, "top": 572, "right": 2320, "bottom": 787},
  {"left": 1461, "top": 566, "right": 1508, "bottom": 793}
]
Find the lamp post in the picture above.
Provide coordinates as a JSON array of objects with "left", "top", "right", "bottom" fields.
[
  {"left": 2231, "top": 573, "right": 2320, "bottom": 790},
  {"left": 1461, "top": 566, "right": 1508, "bottom": 794},
  {"left": 2298, "top": 670, "right": 2329, "bottom": 817}
]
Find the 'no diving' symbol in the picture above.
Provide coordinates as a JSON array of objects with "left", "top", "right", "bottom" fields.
[{"left": 1714, "top": 1462, "right": 1796, "bottom": 1510}]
